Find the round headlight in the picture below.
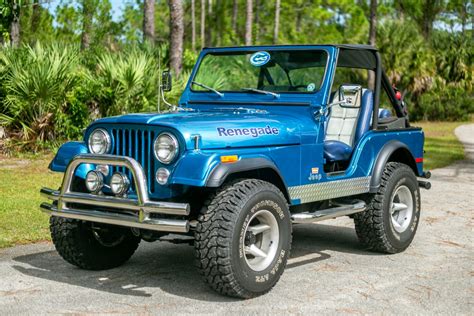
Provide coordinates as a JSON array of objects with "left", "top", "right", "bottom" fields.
[
  {"left": 154, "top": 133, "right": 178, "bottom": 164},
  {"left": 110, "top": 172, "right": 130, "bottom": 196},
  {"left": 88, "top": 128, "right": 111, "bottom": 154},
  {"left": 85, "top": 171, "right": 104, "bottom": 193}
]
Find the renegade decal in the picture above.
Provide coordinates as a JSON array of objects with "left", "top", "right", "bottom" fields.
[
  {"left": 217, "top": 126, "right": 279, "bottom": 138},
  {"left": 250, "top": 51, "right": 271, "bottom": 66}
]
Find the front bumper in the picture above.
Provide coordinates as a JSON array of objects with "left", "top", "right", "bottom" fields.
[{"left": 40, "top": 154, "right": 190, "bottom": 233}]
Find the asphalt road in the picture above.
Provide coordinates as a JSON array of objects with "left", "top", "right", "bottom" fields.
[{"left": 1, "top": 125, "right": 473, "bottom": 315}]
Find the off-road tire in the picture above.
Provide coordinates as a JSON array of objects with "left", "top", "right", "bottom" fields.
[
  {"left": 195, "top": 179, "right": 292, "bottom": 299},
  {"left": 354, "top": 162, "right": 420, "bottom": 253},
  {"left": 50, "top": 217, "right": 140, "bottom": 270}
]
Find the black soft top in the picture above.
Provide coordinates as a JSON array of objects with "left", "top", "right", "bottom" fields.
[{"left": 204, "top": 44, "right": 378, "bottom": 70}]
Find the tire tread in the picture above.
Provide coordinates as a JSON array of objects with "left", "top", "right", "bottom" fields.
[{"left": 194, "top": 179, "right": 289, "bottom": 298}]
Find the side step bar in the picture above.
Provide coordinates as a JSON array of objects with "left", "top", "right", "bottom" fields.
[{"left": 291, "top": 200, "right": 366, "bottom": 224}]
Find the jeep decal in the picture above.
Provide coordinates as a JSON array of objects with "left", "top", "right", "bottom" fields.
[{"left": 217, "top": 126, "right": 279, "bottom": 137}]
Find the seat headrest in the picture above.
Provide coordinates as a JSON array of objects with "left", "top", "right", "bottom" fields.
[{"left": 378, "top": 109, "right": 392, "bottom": 118}]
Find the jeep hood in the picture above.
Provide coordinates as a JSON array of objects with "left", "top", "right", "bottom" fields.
[{"left": 93, "top": 108, "right": 305, "bottom": 149}]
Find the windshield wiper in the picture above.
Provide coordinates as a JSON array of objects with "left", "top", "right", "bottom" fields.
[
  {"left": 241, "top": 88, "right": 280, "bottom": 99},
  {"left": 192, "top": 81, "right": 224, "bottom": 97}
]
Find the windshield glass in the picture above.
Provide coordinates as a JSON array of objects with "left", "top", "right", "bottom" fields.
[{"left": 192, "top": 49, "right": 328, "bottom": 93}]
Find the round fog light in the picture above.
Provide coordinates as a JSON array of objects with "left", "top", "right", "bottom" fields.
[
  {"left": 85, "top": 171, "right": 104, "bottom": 193},
  {"left": 110, "top": 172, "right": 130, "bottom": 196},
  {"left": 156, "top": 168, "right": 170, "bottom": 185},
  {"left": 95, "top": 164, "right": 110, "bottom": 177}
]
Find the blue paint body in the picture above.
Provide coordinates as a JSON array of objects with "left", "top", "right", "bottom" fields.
[{"left": 50, "top": 45, "right": 425, "bottom": 204}]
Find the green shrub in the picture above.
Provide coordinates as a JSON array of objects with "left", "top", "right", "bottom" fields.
[
  {"left": 417, "top": 82, "right": 474, "bottom": 121},
  {"left": 88, "top": 48, "right": 161, "bottom": 116},
  {"left": 0, "top": 43, "right": 80, "bottom": 143}
]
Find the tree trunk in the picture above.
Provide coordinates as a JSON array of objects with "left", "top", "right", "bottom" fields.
[
  {"left": 232, "top": 0, "right": 238, "bottom": 37},
  {"left": 31, "top": 0, "right": 41, "bottom": 38},
  {"left": 191, "top": 0, "right": 196, "bottom": 50},
  {"left": 143, "top": 0, "right": 155, "bottom": 43},
  {"left": 10, "top": 1, "right": 20, "bottom": 47},
  {"left": 296, "top": 8, "right": 303, "bottom": 33},
  {"left": 367, "top": 0, "right": 377, "bottom": 89},
  {"left": 273, "top": 0, "right": 280, "bottom": 44},
  {"left": 460, "top": 0, "right": 467, "bottom": 36},
  {"left": 206, "top": 0, "right": 213, "bottom": 46},
  {"left": 80, "top": 0, "right": 94, "bottom": 50},
  {"left": 200, "top": 0, "right": 205, "bottom": 48},
  {"left": 245, "top": 0, "right": 253, "bottom": 45},
  {"left": 255, "top": 0, "right": 260, "bottom": 43},
  {"left": 169, "top": 0, "right": 184, "bottom": 77},
  {"left": 420, "top": 0, "right": 444, "bottom": 39},
  {"left": 216, "top": 0, "right": 223, "bottom": 46}
]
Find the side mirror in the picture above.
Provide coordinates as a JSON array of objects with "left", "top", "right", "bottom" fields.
[
  {"left": 338, "top": 84, "right": 362, "bottom": 108},
  {"left": 161, "top": 70, "right": 172, "bottom": 92}
]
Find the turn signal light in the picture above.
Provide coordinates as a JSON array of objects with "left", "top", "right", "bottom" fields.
[{"left": 220, "top": 155, "right": 238, "bottom": 163}]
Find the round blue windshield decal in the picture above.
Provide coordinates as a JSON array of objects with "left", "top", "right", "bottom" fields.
[{"left": 250, "top": 51, "right": 270, "bottom": 66}]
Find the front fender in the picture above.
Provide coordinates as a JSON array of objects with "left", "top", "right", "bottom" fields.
[
  {"left": 49, "top": 141, "right": 94, "bottom": 179},
  {"left": 171, "top": 150, "right": 284, "bottom": 188}
]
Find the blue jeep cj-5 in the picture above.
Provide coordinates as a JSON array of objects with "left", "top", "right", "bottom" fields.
[{"left": 40, "top": 44, "right": 431, "bottom": 298}]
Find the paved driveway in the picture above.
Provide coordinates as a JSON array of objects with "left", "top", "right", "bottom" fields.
[{"left": 1, "top": 125, "right": 473, "bottom": 315}]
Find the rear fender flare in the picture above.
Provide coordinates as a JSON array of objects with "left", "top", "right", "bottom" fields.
[{"left": 369, "top": 140, "right": 418, "bottom": 192}]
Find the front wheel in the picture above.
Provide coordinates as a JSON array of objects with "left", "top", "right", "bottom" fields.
[
  {"left": 195, "top": 179, "right": 292, "bottom": 299},
  {"left": 354, "top": 162, "right": 421, "bottom": 253},
  {"left": 50, "top": 217, "right": 141, "bottom": 270}
]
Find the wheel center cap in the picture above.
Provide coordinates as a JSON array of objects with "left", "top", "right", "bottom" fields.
[{"left": 244, "top": 231, "right": 256, "bottom": 246}]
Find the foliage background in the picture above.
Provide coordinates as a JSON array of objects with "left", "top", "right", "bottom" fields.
[{"left": 0, "top": 0, "right": 472, "bottom": 152}]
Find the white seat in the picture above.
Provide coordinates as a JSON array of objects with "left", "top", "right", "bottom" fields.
[{"left": 325, "top": 86, "right": 363, "bottom": 147}]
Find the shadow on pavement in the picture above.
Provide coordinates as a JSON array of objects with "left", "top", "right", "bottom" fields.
[{"left": 12, "top": 222, "right": 377, "bottom": 302}]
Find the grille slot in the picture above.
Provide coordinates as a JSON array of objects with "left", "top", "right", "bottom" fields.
[{"left": 111, "top": 128, "right": 156, "bottom": 194}]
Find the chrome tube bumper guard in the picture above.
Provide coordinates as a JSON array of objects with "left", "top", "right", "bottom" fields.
[{"left": 40, "top": 154, "right": 190, "bottom": 233}]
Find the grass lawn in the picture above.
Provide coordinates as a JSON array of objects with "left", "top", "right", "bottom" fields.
[
  {"left": 0, "top": 121, "right": 469, "bottom": 248},
  {"left": 0, "top": 157, "right": 61, "bottom": 248},
  {"left": 414, "top": 121, "right": 467, "bottom": 170}
]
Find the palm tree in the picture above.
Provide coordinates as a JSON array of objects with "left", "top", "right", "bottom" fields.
[
  {"left": 201, "top": 0, "right": 206, "bottom": 48},
  {"left": 255, "top": 0, "right": 260, "bottom": 43},
  {"left": 10, "top": 0, "right": 20, "bottom": 47},
  {"left": 80, "top": 0, "right": 94, "bottom": 50},
  {"left": 191, "top": 0, "right": 196, "bottom": 51},
  {"left": 245, "top": 0, "right": 253, "bottom": 45},
  {"left": 169, "top": 0, "right": 184, "bottom": 76},
  {"left": 206, "top": 0, "right": 213, "bottom": 46},
  {"left": 232, "top": 0, "right": 238, "bottom": 38},
  {"left": 368, "top": 0, "right": 377, "bottom": 89},
  {"left": 397, "top": 0, "right": 446, "bottom": 39},
  {"left": 273, "top": 0, "right": 280, "bottom": 44},
  {"left": 143, "top": 0, "right": 155, "bottom": 43},
  {"left": 31, "top": 0, "right": 41, "bottom": 39}
]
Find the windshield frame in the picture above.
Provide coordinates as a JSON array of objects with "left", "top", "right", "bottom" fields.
[{"left": 189, "top": 48, "right": 330, "bottom": 95}]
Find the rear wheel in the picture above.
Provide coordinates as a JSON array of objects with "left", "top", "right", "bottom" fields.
[
  {"left": 195, "top": 179, "right": 292, "bottom": 298},
  {"left": 354, "top": 162, "right": 420, "bottom": 253},
  {"left": 50, "top": 217, "right": 140, "bottom": 270}
]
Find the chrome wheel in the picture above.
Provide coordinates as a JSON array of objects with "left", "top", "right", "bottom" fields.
[
  {"left": 242, "top": 209, "right": 279, "bottom": 272},
  {"left": 390, "top": 185, "right": 414, "bottom": 233}
]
